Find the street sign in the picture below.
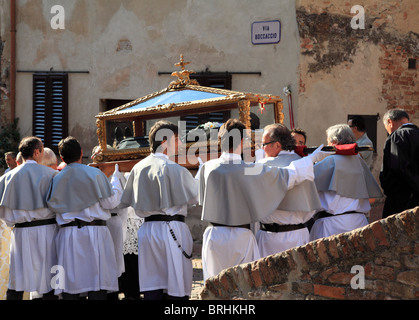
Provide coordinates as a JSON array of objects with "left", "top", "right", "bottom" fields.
[{"left": 251, "top": 20, "right": 281, "bottom": 45}]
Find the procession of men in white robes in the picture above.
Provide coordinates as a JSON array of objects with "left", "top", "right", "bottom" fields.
[{"left": 0, "top": 118, "right": 384, "bottom": 300}]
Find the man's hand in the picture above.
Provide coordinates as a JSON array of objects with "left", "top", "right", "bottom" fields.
[{"left": 309, "top": 144, "right": 334, "bottom": 163}]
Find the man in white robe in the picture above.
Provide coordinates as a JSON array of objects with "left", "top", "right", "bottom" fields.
[
  {"left": 47, "top": 137, "right": 123, "bottom": 300},
  {"left": 119, "top": 121, "right": 198, "bottom": 300},
  {"left": 106, "top": 166, "right": 127, "bottom": 300},
  {"left": 0, "top": 137, "right": 57, "bottom": 300},
  {"left": 256, "top": 124, "right": 322, "bottom": 257},
  {"left": 310, "top": 124, "right": 383, "bottom": 241},
  {"left": 199, "top": 119, "right": 330, "bottom": 281}
]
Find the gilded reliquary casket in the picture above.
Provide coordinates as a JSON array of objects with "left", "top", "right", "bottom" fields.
[{"left": 90, "top": 56, "right": 283, "bottom": 175}]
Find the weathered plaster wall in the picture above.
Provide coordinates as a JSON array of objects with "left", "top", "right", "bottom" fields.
[
  {"left": 11, "top": 0, "right": 301, "bottom": 155},
  {"left": 295, "top": 0, "right": 418, "bottom": 179},
  {"left": 0, "top": 2, "right": 11, "bottom": 125}
]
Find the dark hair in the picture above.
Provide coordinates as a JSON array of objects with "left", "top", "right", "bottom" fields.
[
  {"left": 349, "top": 115, "right": 366, "bottom": 132},
  {"left": 5, "top": 151, "right": 17, "bottom": 159},
  {"left": 58, "top": 136, "right": 82, "bottom": 164},
  {"left": 264, "top": 124, "right": 296, "bottom": 151},
  {"left": 291, "top": 127, "right": 307, "bottom": 144},
  {"left": 18, "top": 136, "right": 43, "bottom": 160},
  {"left": 383, "top": 109, "right": 410, "bottom": 123},
  {"left": 218, "top": 119, "right": 246, "bottom": 152},
  {"left": 148, "top": 120, "right": 179, "bottom": 153}
]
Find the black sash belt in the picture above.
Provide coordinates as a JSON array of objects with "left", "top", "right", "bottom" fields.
[
  {"left": 60, "top": 219, "right": 107, "bottom": 228},
  {"left": 260, "top": 222, "right": 306, "bottom": 233},
  {"left": 314, "top": 210, "right": 360, "bottom": 220},
  {"left": 15, "top": 218, "right": 57, "bottom": 229},
  {"left": 145, "top": 215, "right": 186, "bottom": 223},
  {"left": 210, "top": 222, "right": 251, "bottom": 230}
]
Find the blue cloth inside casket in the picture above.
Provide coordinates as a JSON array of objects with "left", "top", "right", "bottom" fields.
[{"left": 124, "top": 90, "right": 226, "bottom": 112}]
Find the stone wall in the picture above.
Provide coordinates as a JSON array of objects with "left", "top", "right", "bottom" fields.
[{"left": 201, "top": 206, "right": 419, "bottom": 300}]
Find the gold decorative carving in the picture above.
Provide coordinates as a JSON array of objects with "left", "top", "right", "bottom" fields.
[
  {"left": 169, "top": 54, "right": 200, "bottom": 89},
  {"left": 92, "top": 55, "right": 284, "bottom": 165},
  {"left": 238, "top": 100, "right": 251, "bottom": 129}
]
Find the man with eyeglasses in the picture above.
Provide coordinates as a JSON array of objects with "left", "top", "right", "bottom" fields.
[
  {"left": 198, "top": 119, "right": 331, "bottom": 280},
  {"left": 256, "top": 124, "right": 322, "bottom": 257}
]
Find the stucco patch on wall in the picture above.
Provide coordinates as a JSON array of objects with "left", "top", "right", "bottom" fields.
[{"left": 101, "top": 67, "right": 131, "bottom": 93}]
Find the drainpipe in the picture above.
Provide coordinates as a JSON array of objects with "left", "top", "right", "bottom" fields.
[
  {"left": 283, "top": 86, "right": 294, "bottom": 130},
  {"left": 10, "top": 0, "right": 16, "bottom": 121}
]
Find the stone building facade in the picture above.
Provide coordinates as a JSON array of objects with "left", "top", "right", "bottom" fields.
[
  {"left": 0, "top": 0, "right": 416, "bottom": 170},
  {"left": 0, "top": 0, "right": 417, "bottom": 300}
]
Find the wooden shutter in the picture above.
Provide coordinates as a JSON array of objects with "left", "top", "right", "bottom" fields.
[{"left": 33, "top": 73, "right": 68, "bottom": 153}]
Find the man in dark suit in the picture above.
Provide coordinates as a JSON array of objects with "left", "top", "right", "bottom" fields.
[{"left": 380, "top": 109, "right": 419, "bottom": 218}]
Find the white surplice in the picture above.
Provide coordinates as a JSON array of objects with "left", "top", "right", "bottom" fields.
[
  {"left": 256, "top": 209, "right": 314, "bottom": 258},
  {"left": 256, "top": 151, "right": 320, "bottom": 257},
  {"left": 53, "top": 175, "right": 123, "bottom": 294},
  {"left": 200, "top": 152, "right": 315, "bottom": 280},
  {"left": 131, "top": 153, "right": 197, "bottom": 298},
  {"left": 309, "top": 154, "right": 383, "bottom": 241},
  {"left": 0, "top": 161, "right": 57, "bottom": 295},
  {"left": 309, "top": 192, "right": 370, "bottom": 241},
  {"left": 135, "top": 204, "right": 194, "bottom": 297}
]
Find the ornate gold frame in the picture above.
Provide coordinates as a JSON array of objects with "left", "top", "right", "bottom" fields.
[{"left": 91, "top": 55, "right": 284, "bottom": 172}]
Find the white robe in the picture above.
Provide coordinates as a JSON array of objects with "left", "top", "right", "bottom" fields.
[
  {"left": 310, "top": 154, "right": 382, "bottom": 241},
  {"left": 0, "top": 161, "right": 57, "bottom": 295},
  {"left": 200, "top": 152, "right": 315, "bottom": 280},
  {"left": 256, "top": 151, "right": 319, "bottom": 257},
  {"left": 107, "top": 172, "right": 129, "bottom": 278},
  {"left": 2, "top": 208, "right": 57, "bottom": 294},
  {"left": 125, "top": 153, "right": 197, "bottom": 298},
  {"left": 135, "top": 204, "right": 194, "bottom": 297},
  {"left": 53, "top": 175, "right": 123, "bottom": 294},
  {"left": 256, "top": 210, "right": 313, "bottom": 258},
  {"left": 107, "top": 213, "right": 125, "bottom": 277},
  {"left": 309, "top": 192, "right": 370, "bottom": 241}
]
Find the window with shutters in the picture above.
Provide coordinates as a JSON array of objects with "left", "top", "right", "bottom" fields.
[
  {"left": 33, "top": 73, "right": 68, "bottom": 153},
  {"left": 180, "top": 74, "right": 232, "bottom": 132}
]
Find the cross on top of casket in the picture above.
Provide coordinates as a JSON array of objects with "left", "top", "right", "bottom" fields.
[{"left": 169, "top": 54, "right": 200, "bottom": 88}]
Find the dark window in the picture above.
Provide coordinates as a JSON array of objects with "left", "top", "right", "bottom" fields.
[
  {"left": 103, "top": 99, "right": 132, "bottom": 112},
  {"left": 33, "top": 73, "right": 68, "bottom": 153},
  {"left": 408, "top": 58, "right": 416, "bottom": 70},
  {"left": 102, "top": 99, "right": 133, "bottom": 147},
  {"left": 191, "top": 73, "right": 232, "bottom": 89},
  {"left": 181, "top": 73, "right": 232, "bottom": 132}
]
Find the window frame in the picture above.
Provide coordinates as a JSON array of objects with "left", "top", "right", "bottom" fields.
[{"left": 33, "top": 73, "right": 68, "bottom": 154}]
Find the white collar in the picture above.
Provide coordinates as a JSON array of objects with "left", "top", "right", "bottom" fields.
[
  {"left": 278, "top": 150, "right": 296, "bottom": 155},
  {"left": 24, "top": 160, "right": 37, "bottom": 164},
  {"left": 220, "top": 152, "right": 242, "bottom": 161},
  {"left": 153, "top": 152, "right": 169, "bottom": 160}
]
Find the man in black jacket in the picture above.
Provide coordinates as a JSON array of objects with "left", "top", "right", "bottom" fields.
[{"left": 380, "top": 109, "right": 419, "bottom": 218}]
